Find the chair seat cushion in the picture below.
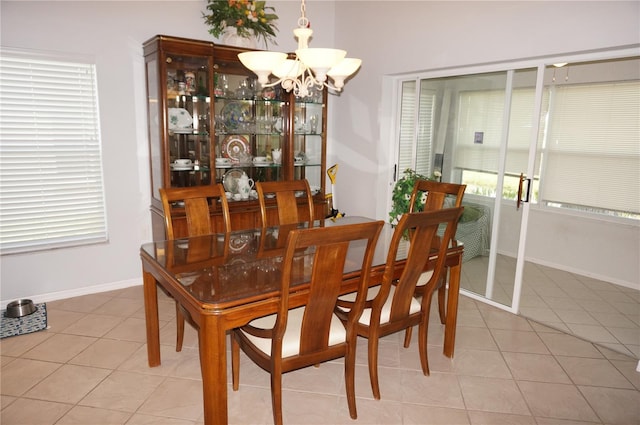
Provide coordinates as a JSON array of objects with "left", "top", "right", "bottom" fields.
[
  {"left": 338, "top": 285, "right": 421, "bottom": 325},
  {"left": 240, "top": 306, "right": 347, "bottom": 357}
]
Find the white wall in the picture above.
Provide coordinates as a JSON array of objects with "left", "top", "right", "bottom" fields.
[{"left": 1, "top": 1, "right": 638, "bottom": 305}]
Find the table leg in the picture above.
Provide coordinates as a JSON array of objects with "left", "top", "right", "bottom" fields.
[
  {"left": 199, "top": 314, "right": 228, "bottom": 425},
  {"left": 443, "top": 260, "right": 461, "bottom": 358},
  {"left": 143, "top": 270, "right": 161, "bottom": 367}
]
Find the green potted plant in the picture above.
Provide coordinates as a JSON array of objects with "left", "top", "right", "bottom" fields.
[
  {"left": 203, "top": 0, "right": 279, "bottom": 48},
  {"left": 388, "top": 168, "right": 441, "bottom": 226}
]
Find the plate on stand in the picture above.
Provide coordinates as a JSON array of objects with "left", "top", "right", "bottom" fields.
[
  {"left": 222, "top": 168, "right": 245, "bottom": 193},
  {"left": 222, "top": 135, "right": 251, "bottom": 162},
  {"left": 221, "top": 101, "right": 252, "bottom": 131}
]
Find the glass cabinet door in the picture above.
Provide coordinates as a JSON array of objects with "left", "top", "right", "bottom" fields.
[
  {"left": 292, "top": 88, "right": 324, "bottom": 194},
  {"left": 165, "top": 55, "right": 212, "bottom": 188}
]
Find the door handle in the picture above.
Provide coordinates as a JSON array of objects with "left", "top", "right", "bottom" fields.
[{"left": 517, "top": 173, "right": 531, "bottom": 210}]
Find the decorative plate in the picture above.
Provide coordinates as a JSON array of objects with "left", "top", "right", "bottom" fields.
[
  {"left": 222, "top": 135, "right": 251, "bottom": 162},
  {"left": 168, "top": 108, "right": 193, "bottom": 130},
  {"left": 222, "top": 168, "right": 245, "bottom": 194},
  {"left": 221, "top": 101, "right": 252, "bottom": 130}
]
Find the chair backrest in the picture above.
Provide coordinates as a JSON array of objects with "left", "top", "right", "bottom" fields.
[
  {"left": 374, "top": 208, "right": 464, "bottom": 325},
  {"left": 275, "top": 220, "right": 384, "bottom": 355},
  {"left": 159, "top": 184, "right": 231, "bottom": 239},
  {"left": 409, "top": 180, "right": 466, "bottom": 212},
  {"left": 256, "top": 179, "right": 315, "bottom": 227}
]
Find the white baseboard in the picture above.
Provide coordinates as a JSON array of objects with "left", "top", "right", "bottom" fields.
[{"left": 1, "top": 278, "right": 142, "bottom": 309}]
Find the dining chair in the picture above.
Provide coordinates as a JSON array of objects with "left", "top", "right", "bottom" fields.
[
  {"left": 409, "top": 180, "right": 466, "bottom": 327},
  {"left": 231, "top": 220, "right": 384, "bottom": 425},
  {"left": 159, "top": 184, "right": 231, "bottom": 351},
  {"left": 256, "top": 179, "right": 315, "bottom": 227},
  {"left": 337, "top": 207, "right": 464, "bottom": 400}
]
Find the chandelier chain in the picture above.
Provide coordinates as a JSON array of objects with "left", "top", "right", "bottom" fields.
[{"left": 298, "top": 0, "right": 309, "bottom": 28}]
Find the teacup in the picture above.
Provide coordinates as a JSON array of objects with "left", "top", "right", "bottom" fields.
[
  {"left": 174, "top": 158, "right": 192, "bottom": 166},
  {"left": 253, "top": 156, "right": 268, "bottom": 164},
  {"left": 215, "top": 157, "right": 231, "bottom": 166}
]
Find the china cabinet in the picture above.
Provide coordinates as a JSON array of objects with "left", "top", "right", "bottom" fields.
[{"left": 144, "top": 35, "right": 327, "bottom": 239}]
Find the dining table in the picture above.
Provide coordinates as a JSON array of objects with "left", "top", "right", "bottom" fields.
[{"left": 140, "top": 216, "right": 464, "bottom": 425}]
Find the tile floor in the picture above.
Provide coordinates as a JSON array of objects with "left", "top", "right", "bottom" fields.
[
  {"left": 1, "top": 285, "right": 639, "bottom": 425},
  {"left": 461, "top": 255, "right": 640, "bottom": 359}
]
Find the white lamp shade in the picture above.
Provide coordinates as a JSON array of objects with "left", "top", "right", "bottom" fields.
[
  {"left": 273, "top": 59, "right": 304, "bottom": 80},
  {"left": 238, "top": 51, "right": 287, "bottom": 84},
  {"left": 327, "top": 58, "right": 362, "bottom": 79},
  {"left": 296, "top": 48, "right": 346, "bottom": 82}
]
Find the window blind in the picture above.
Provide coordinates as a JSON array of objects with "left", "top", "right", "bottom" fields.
[
  {"left": 541, "top": 82, "right": 640, "bottom": 214},
  {"left": 0, "top": 48, "right": 107, "bottom": 254},
  {"left": 397, "top": 80, "right": 435, "bottom": 178}
]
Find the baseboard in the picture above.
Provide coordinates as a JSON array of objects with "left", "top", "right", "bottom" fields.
[{"left": 0, "top": 278, "right": 142, "bottom": 309}]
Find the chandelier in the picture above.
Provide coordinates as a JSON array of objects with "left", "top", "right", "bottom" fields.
[{"left": 238, "top": 0, "right": 362, "bottom": 98}]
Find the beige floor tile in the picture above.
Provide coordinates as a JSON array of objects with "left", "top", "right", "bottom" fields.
[
  {"left": 458, "top": 375, "right": 529, "bottom": 415},
  {"left": 1, "top": 394, "right": 17, "bottom": 410},
  {"left": 467, "top": 410, "right": 536, "bottom": 425},
  {"left": 126, "top": 413, "right": 198, "bottom": 425},
  {"left": 517, "top": 381, "right": 598, "bottom": 422},
  {"left": 279, "top": 390, "right": 341, "bottom": 424},
  {"left": 491, "top": 329, "right": 550, "bottom": 354},
  {"left": 56, "top": 405, "right": 131, "bottom": 424},
  {"left": 555, "top": 356, "right": 634, "bottom": 389},
  {"left": 0, "top": 358, "right": 61, "bottom": 396},
  {"left": 227, "top": 384, "right": 274, "bottom": 425},
  {"left": 337, "top": 396, "right": 404, "bottom": 424},
  {"left": 138, "top": 377, "right": 204, "bottom": 421},
  {"left": 610, "top": 359, "right": 640, "bottom": 390},
  {"left": 401, "top": 370, "right": 465, "bottom": 409},
  {"left": 24, "top": 364, "right": 110, "bottom": 404},
  {"left": 281, "top": 360, "right": 344, "bottom": 394},
  {"left": 502, "top": 352, "right": 571, "bottom": 384},
  {"left": 564, "top": 323, "right": 618, "bottom": 344},
  {"left": 80, "top": 370, "right": 165, "bottom": 412},
  {"left": 22, "top": 333, "right": 97, "bottom": 363},
  {"left": 117, "top": 344, "right": 184, "bottom": 377},
  {"left": 403, "top": 404, "right": 470, "bottom": 425},
  {"left": 534, "top": 418, "right": 601, "bottom": 425},
  {"left": 93, "top": 297, "right": 143, "bottom": 317},
  {"left": 479, "top": 308, "right": 533, "bottom": 332},
  {"left": 69, "top": 338, "right": 142, "bottom": 369},
  {"left": 537, "top": 332, "right": 604, "bottom": 358},
  {"left": 449, "top": 349, "right": 512, "bottom": 378},
  {"left": 59, "top": 313, "right": 124, "bottom": 338},
  {"left": 353, "top": 364, "right": 403, "bottom": 401},
  {"left": 0, "top": 397, "right": 72, "bottom": 425},
  {"left": 454, "top": 327, "right": 499, "bottom": 351},
  {"left": 45, "top": 309, "right": 87, "bottom": 332},
  {"left": 48, "top": 293, "right": 112, "bottom": 313},
  {"left": 102, "top": 317, "right": 149, "bottom": 343},
  {"left": 578, "top": 385, "right": 640, "bottom": 425},
  {"left": 0, "top": 329, "right": 53, "bottom": 357}
]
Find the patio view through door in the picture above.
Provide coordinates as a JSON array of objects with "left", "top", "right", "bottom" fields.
[{"left": 394, "top": 67, "right": 543, "bottom": 312}]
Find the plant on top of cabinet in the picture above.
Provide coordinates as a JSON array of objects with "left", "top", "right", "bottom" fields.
[{"left": 203, "top": 0, "right": 279, "bottom": 48}]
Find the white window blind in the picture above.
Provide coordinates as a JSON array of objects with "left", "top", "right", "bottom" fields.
[
  {"left": 454, "top": 88, "right": 541, "bottom": 177},
  {"left": 541, "top": 81, "right": 640, "bottom": 214},
  {"left": 397, "top": 80, "right": 435, "bottom": 177},
  {"left": 0, "top": 48, "right": 107, "bottom": 254}
]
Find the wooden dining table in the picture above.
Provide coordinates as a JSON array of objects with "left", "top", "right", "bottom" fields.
[{"left": 140, "top": 216, "right": 464, "bottom": 425}]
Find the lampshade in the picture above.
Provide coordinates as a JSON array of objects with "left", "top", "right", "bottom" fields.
[
  {"left": 238, "top": 51, "right": 287, "bottom": 84},
  {"left": 327, "top": 58, "right": 362, "bottom": 89}
]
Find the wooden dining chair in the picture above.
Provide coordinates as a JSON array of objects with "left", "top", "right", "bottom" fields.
[
  {"left": 256, "top": 179, "right": 315, "bottom": 227},
  {"left": 337, "top": 208, "right": 463, "bottom": 400},
  {"left": 409, "top": 180, "right": 466, "bottom": 327},
  {"left": 231, "top": 220, "right": 384, "bottom": 425},
  {"left": 159, "top": 184, "right": 231, "bottom": 351}
]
